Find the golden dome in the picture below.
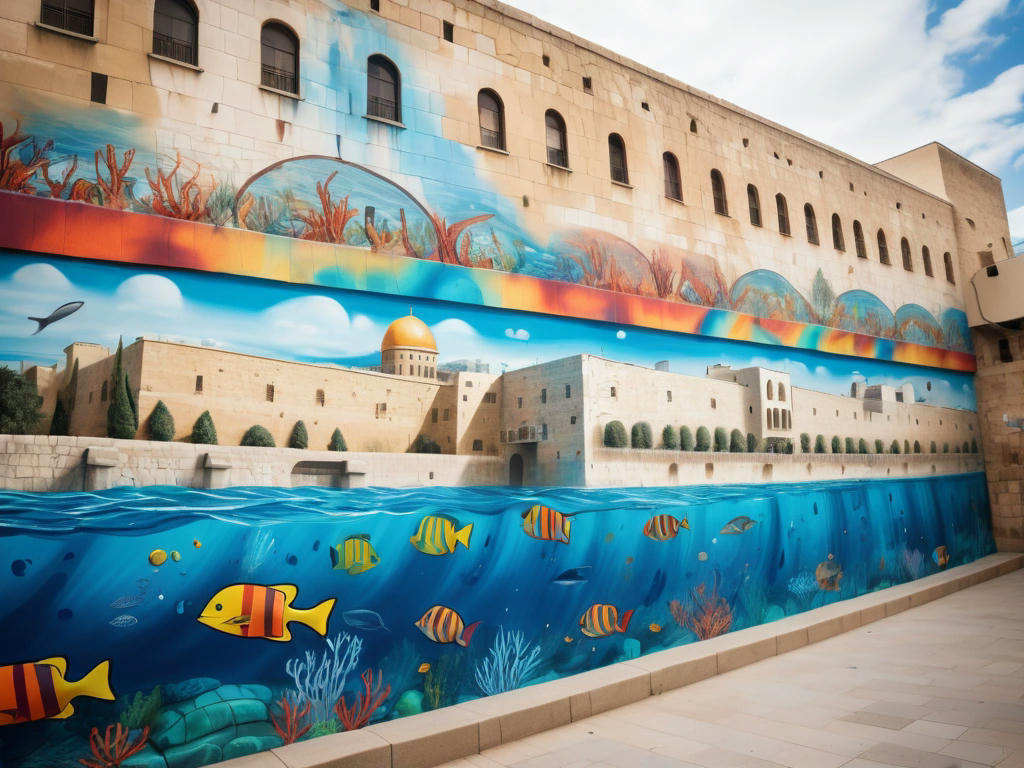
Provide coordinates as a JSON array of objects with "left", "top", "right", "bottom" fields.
[{"left": 381, "top": 314, "right": 437, "bottom": 352}]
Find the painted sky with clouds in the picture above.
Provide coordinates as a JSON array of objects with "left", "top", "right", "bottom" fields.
[
  {"left": 0, "top": 253, "right": 978, "bottom": 411},
  {"left": 504, "top": 0, "right": 1024, "bottom": 252}
]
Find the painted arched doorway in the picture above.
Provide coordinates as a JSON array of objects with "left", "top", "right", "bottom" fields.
[{"left": 509, "top": 453, "right": 524, "bottom": 486}]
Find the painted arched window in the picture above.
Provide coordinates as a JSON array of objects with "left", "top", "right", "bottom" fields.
[
  {"left": 710, "top": 169, "right": 728, "bottom": 215},
  {"left": 261, "top": 22, "right": 299, "bottom": 94},
  {"left": 608, "top": 133, "right": 628, "bottom": 184},
  {"left": 766, "top": 408, "right": 772, "bottom": 428},
  {"left": 804, "top": 203, "right": 819, "bottom": 245},
  {"left": 477, "top": 89, "right": 505, "bottom": 150},
  {"left": 766, "top": 380, "right": 774, "bottom": 400},
  {"left": 747, "top": 184, "right": 761, "bottom": 227},
  {"left": 153, "top": 0, "right": 198, "bottom": 65},
  {"left": 922, "top": 246, "right": 933, "bottom": 277},
  {"left": 545, "top": 109, "right": 568, "bottom": 167},
  {"left": 853, "top": 220, "right": 866, "bottom": 258},
  {"left": 367, "top": 55, "right": 401, "bottom": 121},
  {"left": 901, "top": 237, "right": 913, "bottom": 271},
  {"left": 877, "top": 229, "right": 890, "bottom": 265},
  {"left": 663, "top": 152, "right": 682, "bottom": 201},
  {"left": 831, "top": 213, "right": 844, "bottom": 251},
  {"left": 778, "top": 383, "right": 786, "bottom": 402},
  {"left": 944, "top": 252, "right": 955, "bottom": 284},
  {"left": 40, "top": 0, "right": 94, "bottom": 36},
  {"left": 776, "top": 193, "right": 790, "bottom": 235}
]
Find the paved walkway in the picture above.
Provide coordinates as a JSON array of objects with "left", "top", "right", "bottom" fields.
[{"left": 437, "top": 569, "right": 1024, "bottom": 768}]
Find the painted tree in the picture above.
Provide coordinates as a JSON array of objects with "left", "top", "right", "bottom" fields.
[
  {"left": 631, "top": 422, "right": 653, "bottom": 449},
  {"left": 729, "top": 429, "right": 746, "bottom": 452},
  {"left": 800, "top": 433, "right": 810, "bottom": 453},
  {"left": 695, "top": 426, "right": 711, "bottom": 451},
  {"left": 0, "top": 367, "right": 43, "bottom": 434},
  {"left": 713, "top": 427, "right": 728, "bottom": 452},
  {"left": 746, "top": 432, "right": 758, "bottom": 453},
  {"left": 845, "top": 437, "right": 856, "bottom": 454},
  {"left": 876, "top": 439, "right": 885, "bottom": 454},
  {"left": 107, "top": 338, "right": 136, "bottom": 439},
  {"left": 810, "top": 268, "right": 837, "bottom": 324},
  {"left": 859, "top": 438, "right": 869, "bottom": 454},
  {"left": 891, "top": 440, "right": 900, "bottom": 454},
  {"left": 831, "top": 435, "right": 841, "bottom": 453},
  {"left": 328, "top": 428, "right": 347, "bottom": 451},
  {"left": 603, "top": 421, "right": 627, "bottom": 448},
  {"left": 289, "top": 420, "right": 309, "bottom": 449},
  {"left": 814, "top": 434, "right": 826, "bottom": 454},
  {"left": 661, "top": 425, "right": 679, "bottom": 450},
  {"left": 191, "top": 410, "right": 218, "bottom": 445},
  {"left": 242, "top": 425, "right": 275, "bottom": 447},
  {"left": 148, "top": 401, "right": 175, "bottom": 442},
  {"left": 680, "top": 426, "right": 694, "bottom": 451}
]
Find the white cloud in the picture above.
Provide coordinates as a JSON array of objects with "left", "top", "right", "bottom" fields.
[
  {"left": 11, "top": 263, "right": 73, "bottom": 291},
  {"left": 432, "top": 318, "right": 478, "bottom": 338},
  {"left": 505, "top": 328, "right": 530, "bottom": 341},
  {"left": 116, "top": 275, "right": 183, "bottom": 313},
  {"left": 1009, "top": 204, "right": 1024, "bottom": 243}
]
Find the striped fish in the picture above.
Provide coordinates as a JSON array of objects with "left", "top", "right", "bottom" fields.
[
  {"left": 521, "top": 505, "right": 573, "bottom": 544},
  {"left": 410, "top": 514, "right": 473, "bottom": 556},
  {"left": 0, "top": 657, "right": 114, "bottom": 726},
  {"left": 197, "top": 583, "right": 335, "bottom": 642},
  {"left": 414, "top": 605, "right": 480, "bottom": 647},
  {"left": 330, "top": 534, "right": 380, "bottom": 574},
  {"left": 643, "top": 515, "right": 689, "bottom": 541},
  {"left": 579, "top": 604, "right": 634, "bottom": 638}
]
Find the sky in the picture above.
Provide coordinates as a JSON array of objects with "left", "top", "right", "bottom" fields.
[{"left": 502, "top": 0, "right": 1024, "bottom": 253}]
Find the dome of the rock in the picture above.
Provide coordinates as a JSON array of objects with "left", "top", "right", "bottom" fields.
[{"left": 382, "top": 315, "right": 437, "bottom": 352}]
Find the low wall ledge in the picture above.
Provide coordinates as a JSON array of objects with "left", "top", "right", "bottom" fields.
[{"left": 84, "top": 447, "right": 119, "bottom": 467}]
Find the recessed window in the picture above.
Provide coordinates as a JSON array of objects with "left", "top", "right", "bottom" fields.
[
  {"left": 90, "top": 72, "right": 107, "bottom": 104},
  {"left": 775, "top": 193, "right": 790, "bottom": 235},
  {"left": 804, "top": 203, "right": 818, "bottom": 245},
  {"left": 316, "top": 388, "right": 325, "bottom": 406},
  {"left": 582, "top": 76, "right": 592, "bottom": 92},
  {"left": 944, "top": 252, "right": 955, "bottom": 284},
  {"left": 541, "top": 388, "right": 547, "bottom": 403},
  {"left": 689, "top": 118, "right": 697, "bottom": 133},
  {"left": 153, "top": 0, "right": 198, "bottom": 66},
  {"left": 710, "top": 398, "right": 717, "bottom": 409},
  {"left": 368, "top": 55, "right": 401, "bottom": 122},
  {"left": 370, "top": 0, "right": 379, "bottom": 10},
  {"left": 442, "top": 408, "right": 450, "bottom": 421},
  {"left": 570, "top": 415, "right": 577, "bottom": 424},
  {"left": 565, "top": 384, "right": 571, "bottom": 398},
  {"left": 431, "top": 407, "right": 438, "bottom": 423},
  {"left": 478, "top": 89, "right": 505, "bottom": 150},
  {"left": 41, "top": 0, "right": 94, "bottom": 36},
  {"left": 901, "top": 237, "right": 913, "bottom": 271},
  {"left": 443, "top": 20, "right": 454, "bottom": 42},
  {"left": 710, "top": 169, "right": 728, "bottom": 215},
  {"left": 922, "top": 246, "right": 933, "bottom": 277},
  {"left": 195, "top": 375, "right": 203, "bottom": 393},
  {"left": 266, "top": 384, "right": 275, "bottom": 402},
  {"left": 663, "top": 152, "right": 682, "bottom": 201},
  {"left": 484, "top": 392, "right": 497, "bottom": 404},
  {"left": 667, "top": 390, "right": 672, "bottom": 403},
  {"left": 261, "top": 22, "right": 298, "bottom": 94},
  {"left": 608, "top": 133, "right": 628, "bottom": 184},
  {"left": 545, "top": 109, "right": 568, "bottom": 167},
  {"left": 831, "top": 213, "right": 844, "bottom": 251},
  {"left": 610, "top": 386, "right": 616, "bottom": 397},
  {"left": 472, "top": 439, "right": 483, "bottom": 451},
  {"left": 376, "top": 402, "right": 388, "bottom": 418},
  {"left": 462, "top": 394, "right": 468, "bottom": 401},
  {"left": 542, "top": 53, "right": 550, "bottom": 67},
  {"left": 877, "top": 229, "right": 890, "bottom": 265},
  {"left": 747, "top": 184, "right": 761, "bottom": 226},
  {"left": 853, "top": 220, "right": 866, "bottom": 258},
  {"left": 517, "top": 396, "right": 523, "bottom": 408}
]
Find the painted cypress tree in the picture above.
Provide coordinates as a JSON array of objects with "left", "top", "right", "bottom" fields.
[
  {"left": 661, "top": 425, "right": 679, "bottom": 450},
  {"left": 784, "top": 439, "right": 794, "bottom": 454},
  {"left": 680, "top": 426, "right": 694, "bottom": 451},
  {"left": 800, "top": 433, "right": 810, "bottom": 453},
  {"left": 875, "top": 439, "right": 884, "bottom": 454},
  {"left": 49, "top": 398, "right": 69, "bottom": 436},
  {"left": 729, "top": 429, "right": 746, "bottom": 452},
  {"left": 148, "top": 401, "right": 175, "bottom": 441},
  {"left": 891, "top": 440, "right": 900, "bottom": 454},
  {"left": 289, "top": 420, "right": 309, "bottom": 449},
  {"left": 631, "top": 421, "right": 653, "bottom": 449},
  {"left": 971, "top": 438, "right": 978, "bottom": 453},
  {"left": 328, "top": 428, "right": 347, "bottom": 451},
  {"left": 858, "top": 438, "right": 868, "bottom": 454},
  {"left": 962, "top": 441, "right": 969, "bottom": 454},
  {"left": 814, "top": 434, "right": 826, "bottom": 453},
  {"left": 930, "top": 441, "right": 937, "bottom": 454},
  {"left": 603, "top": 421, "right": 627, "bottom": 448},
  {"left": 65, "top": 358, "right": 79, "bottom": 414},
  {"left": 712, "top": 427, "right": 727, "bottom": 451},
  {"left": 746, "top": 432, "right": 758, "bottom": 452},
  {"left": 913, "top": 440, "right": 921, "bottom": 454},
  {"left": 241, "top": 425, "right": 275, "bottom": 447},
  {"left": 943, "top": 442, "right": 949, "bottom": 453},
  {"left": 904, "top": 440, "right": 911, "bottom": 455},
  {"left": 831, "top": 435, "right": 841, "bottom": 453},
  {"left": 191, "top": 410, "right": 218, "bottom": 445},
  {"left": 125, "top": 373, "right": 138, "bottom": 431},
  {"left": 695, "top": 426, "right": 711, "bottom": 451},
  {"left": 106, "top": 338, "right": 136, "bottom": 439}
]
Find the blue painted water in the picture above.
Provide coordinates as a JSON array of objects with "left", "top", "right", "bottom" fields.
[{"left": 0, "top": 474, "right": 994, "bottom": 767}]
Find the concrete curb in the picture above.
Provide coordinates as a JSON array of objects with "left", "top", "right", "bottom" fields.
[{"left": 212, "top": 552, "right": 1024, "bottom": 768}]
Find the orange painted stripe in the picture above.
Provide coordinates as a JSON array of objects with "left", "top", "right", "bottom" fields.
[
  {"left": 270, "top": 590, "right": 284, "bottom": 638},
  {"left": 250, "top": 586, "right": 268, "bottom": 638}
]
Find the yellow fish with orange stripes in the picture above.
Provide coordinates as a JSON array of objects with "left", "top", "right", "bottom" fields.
[
  {"left": 198, "top": 583, "right": 335, "bottom": 642},
  {"left": 414, "top": 605, "right": 481, "bottom": 647},
  {"left": 521, "top": 505, "right": 577, "bottom": 544},
  {"left": 579, "top": 603, "right": 635, "bottom": 638},
  {"left": 643, "top": 515, "right": 689, "bottom": 541},
  {"left": 0, "top": 657, "right": 114, "bottom": 725}
]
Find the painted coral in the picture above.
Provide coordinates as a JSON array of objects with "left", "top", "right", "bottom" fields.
[
  {"left": 142, "top": 152, "right": 210, "bottom": 221},
  {"left": 78, "top": 724, "right": 149, "bottom": 768},
  {"left": 669, "top": 573, "right": 733, "bottom": 640},
  {"left": 296, "top": 171, "right": 359, "bottom": 243},
  {"left": 334, "top": 668, "right": 391, "bottom": 731},
  {"left": 271, "top": 695, "right": 311, "bottom": 745}
]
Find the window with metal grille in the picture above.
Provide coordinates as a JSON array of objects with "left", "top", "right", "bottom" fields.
[
  {"left": 484, "top": 392, "right": 497, "bottom": 403},
  {"left": 663, "top": 152, "right": 682, "bottom": 201},
  {"left": 901, "top": 237, "right": 913, "bottom": 271},
  {"left": 776, "top": 193, "right": 789, "bottom": 235},
  {"left": 877, "top": 229, "right": 890, "bottom": 265},
  {"left": 853, "top": 220, "right": 866, "bottom": 258},
  {"left": 431, "top": 408, "right": 438, "bottom": 423},
  {"left": 472, "top": 439, "right": 483, "bottom": 451},
  {"left": 747, "top": 184, "right": 761, "bottom": 226},
  {"left": 545, "top": 109, "right": 568, "bottom": 167},
  {"left": 710, "top": 169, "right": 727, "bottom": 215},
  {"left": 831, "top": 213, "right": 844, "bottom": 251},
  {"left": 804, "top": 203, "right": 818, "bottom": 245},
  {"left": 261, "top": 22, "right": 298, "bottom": 94},
  {"left": 40, "top": 0, "right": 94, "bottom": 36},
  {"left": 153, "top": 0, "right": 198, "bottom": 65},
  {"left": 608, "top": 133, "right": 628, "bottom": 184},
  {"left": 367, "top": 55, "right": 400, "bottom": 121},
  {"left": 922, "top": 246, "right": 933, "bottom": 277},
  {"left": 478, "top": 89, "right": 504, "bottom": 150}
]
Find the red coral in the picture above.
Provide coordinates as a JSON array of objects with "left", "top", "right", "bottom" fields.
[
  {"left": 271, "top": 695, "right": 311, "bottom": 745},
  {"left": 143, "top": 152, "right": 210, "bottom": 220},
  {"left": 42, "top": 155, "right": 79, "bottom": 198},
  {"left": 79, "top": 724, "right": 149, "bottom": 768},
  {"left": 334, "top": 668, "right": 391, "bottom": 731},
  {"left": 297, "top": 171, "right": 358, "bottom": 243},
  {"left": 94, "top": 144, "right": 136, "bottom": 209},
  {"left": 649, "top": 250, "right": 676, "bottom": 299},
  {"left": 0, "top": 121, "right": 52, "bottom": 193},
  {"left": 429, "top": 212, "right": 494, "bottom": 266},
  {"left": 669, "top": 573, "right": 732, "bottom": 640}
]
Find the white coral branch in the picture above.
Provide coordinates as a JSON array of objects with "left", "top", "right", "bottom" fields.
[
  {"left": 474, "top": 627, "right": 542, "bottom": 696},
  {"left": 285, "top": 632, "right": 363, "bottom": 723}
]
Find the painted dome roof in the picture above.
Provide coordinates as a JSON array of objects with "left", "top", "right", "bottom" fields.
[{"left": 382, "top": 315, "right": 437, "bottom": 352}]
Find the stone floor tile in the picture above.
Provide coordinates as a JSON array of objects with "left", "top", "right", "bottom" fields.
[
  {"left": 939, "top": 739, "right": 1008, "bottom": 765},
  {"left": 841, "top": 710, "right": 915, "bottom": 730},
  {"left": 901, "top": 719, "right": 968, "bottom": 739}
]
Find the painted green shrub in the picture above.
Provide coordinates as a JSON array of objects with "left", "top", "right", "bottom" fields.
[
  {"left": 603, "top": 421, "right": 627, "bottom": 448},
  {"left": 971, "top": 438, "right": 979, "bottom": 453},
  {"left": 845, "top": 437, "right": 856, "bottom": 454},
  {"left": 904, "top": 440, "right": 911, "bottom": 455},
  {"left": 411, "top": 434, "right": 441, "bottom": 453},
  {"left": 875, "top": 439, "right": 884, "bottom": 454},
  {"left": 746, "top": 432, "right": 758, "bottom": 452},
  {"left": 858, "top": 438, "right": 868, "bottom": 454},
  {"left": 662, "top": 425, "right": 679, "bottom": 450},
  {"left": 800, "top": 432, "right": 810, "bottom": 453},
  {"left": 713, "top": 427, "right": 728, "bottom": 452},
  {"left": 241, "top": 425, "right": 275, "bottom": 447},
  {"left": 831, "top": 435, "right": 841, "bottom": 453},
  {"left": 784, "top": 439, "right": 794, "bottom": 454},
  {"left": 729, "top": 429, "right": 746, "bottom": 452},
  {"left": 631, "top": 422, "right": 653, "bottom": 449},
  {"left": 891, "top": 440, "right": 901, "bottom": 454},
  {"left": 913, "top": 440, "right": 921, "bottom": 454},
  {"left": 680, "top": 426, "right": 694, "bottom": 451},
  {"left": 148, "top": 401, "right": 175, "bottom": 442},
  {"left": 943, "top": 442, "right": 949, "bottom": 453},
  {"left": 0, "top": 367, "right": 43, "bottom": 435},
  {"left": 814, "top": 434, "right": 826, "bottom": 453},
  {"left": 191, "top": 410, "right": 218, "bottom": 445},
  {"left": 962, "top": 441, "right": 970, "bottom": 454},
  {"left": 696, "top": 426, "right": 711, "bottom": 451},
  {"left": 930, "top": 441, "right": 937, "bottom": 454},
  {"left": 328, "top": 428, "right": 347, "bottom": 451},
  {"left": 289, "top": 420, "right": 309, "bottom": 449},
  {"left": 49, "top": 398, "right": 69, "bottom": 436}
]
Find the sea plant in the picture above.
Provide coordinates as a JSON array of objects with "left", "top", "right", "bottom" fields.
[
  {"left": 285, "top": 632, "right": 363, "bottom": 724},
  {"left": 118, "top": 685, "right": 161, "bottom": 730},
  {"left": 41, "top": 154, "right": 79, "bottom": 198},
  {"left": 668, "top": 572, "right": 732, "bottom": 640},
  {"left": 649, "top": 250, "right": 676, "bottom": 298},
  {"left": 429, "top": 212, "right": 495, "bottom": 266},
  {"left": 79, "top": 724, "right": 149, "bottom": 768},
  {"left": 901, "top": 548, "right": 925, "bottom": 581},
  {"left": 0, "top": 122, "right": 53, "bottom": 193},
  {"left": 474, "top": 627, "right": 543, "bottom": 696},
  {"left": 786, "top": 571, "right": 818, "bottom": 611},
  {"left": 423, "top": 653, "right": 463, "bottom": 710},
  {"left": 143, "top": 152, "right": 210, "bottom": 220},
  {"left": 334, "top": 668, "right": 391, "bottom": 730},
  {"left": 271, "top": 695, "right": 311, "bottom": 744},
  {"left": 94, "top": 144, "right": 136, "bottom": 209},
  {"left": 296, "top": 171, "right": 359, "bottom": 243}
]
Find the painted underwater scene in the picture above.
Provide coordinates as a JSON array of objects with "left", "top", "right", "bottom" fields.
[{"left": 0, "top": 474, "right": 994, "bottom": 768}]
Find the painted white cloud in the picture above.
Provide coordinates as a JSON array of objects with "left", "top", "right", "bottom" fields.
[
  {"left": 505, "top": 328, "right": 530, "bottom": 341},
  {"left": 11, "top": 263, "right": 74, "bottom": 291},
  {"left": 115, "top": 275, "right": 184, "bottom": 313},
  {"left": 432, "top": 318, "right": 478, "bottom": 339}
]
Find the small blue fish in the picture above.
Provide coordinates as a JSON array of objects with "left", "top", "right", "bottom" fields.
[
  {"left": 721, "top": 516, "right": 756, "bottom": 535},
  {"left": 109, "top": 615, "right": 138, "bottom": 628},
  {"left": 552, "top": 566, "right": 591, "bottom": 586},
  {"left": 342, "top": 609, "right": 390, "bottom": 632}
]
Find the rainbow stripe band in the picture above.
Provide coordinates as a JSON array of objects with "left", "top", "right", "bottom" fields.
[{"left": 0, "top": 192, "right": 976, "bottom": 372}]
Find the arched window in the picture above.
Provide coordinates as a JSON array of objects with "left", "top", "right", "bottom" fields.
[
  {"left": 477, "top": 89, "right": 505, "bottom": 150},
  {"left": 153, "top": 0, "right": 198, "bottom": 65},
  {"left": 877, "top": 229, "right": 890, "bottom": 264},
  {"left": 778, "top": 383, "right": 786, "bottom": 402},
  {"left": 40, "top": 0, "right": 94, "bottom": 36},
  {"left": 901, "top": 237, "right": 913, "bottom": 271},
  {"left": 766, "top": 380, "right": 774, "bottom": 400},
  {"left": 922, "top": 246, "right": 933, "bottom": 277},
  {"left": 831, "top": 213, "right": 844, "bottom": 251},
  {"left": 747, "top": 184, "right": 761, "bottom": 226},
  {"left": 689, "top": 118, "right": 697, "bottom": 133},
  {"left": 804, "top": 203, "right": 819, "bottom": 245},
  {"left": 261, "top": 22, "right": 299, "bottom": 94},
  {"left": 766, "top": 408, "right": 772, "bottom": 428},
  {"left": 853, "top": 220, "right": 866, "bottom": 258},
  {"left": 776, "top": 193, "right": 790, "bottom": 235},
  {"left": 367, "top": 55, "right": 401, "bottom": 121},
  {"left": 608, "top": 133, "right": 628, "bottom": 184},
  {"left": 545, "top": 109, "right": 568, "bottom": 167},
  {"left": 710, "top": 169, "right": 727, "bottom": 215},
  {"left": 944, "top": 252, "right": 955, "bottom": 284},
  {"left": 663, "top": 152, "right": 682, "bottom": 201}
]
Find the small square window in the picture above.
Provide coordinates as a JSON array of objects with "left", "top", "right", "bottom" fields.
[
  {"left": 570, "top": 415, "right": 577, "bottom": 425},
  {"left": 464, "top": 380, "right": 473, "bottom": 387},
  {"left": 582, "top": 76, "right": 592, "bottom": 92},
  {"left": 710, "top": 398, "right": 717, "bottom": 409},
  {"left": 443, "top": 21, "right": 454, "bottom": 42},
  {"left": 472, "top": 439, "right": 483, "bottom": 451}
]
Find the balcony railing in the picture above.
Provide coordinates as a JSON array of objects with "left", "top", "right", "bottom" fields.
[{"left": 499, "top": 425, "right": 547, "bottom": 444}]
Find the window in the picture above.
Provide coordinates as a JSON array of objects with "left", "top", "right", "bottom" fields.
[
  {"left": 667, "top": 390, "right": 673, "bottom": 403},
  {"left": 776, "top": 193, "right": 790, "bottom": 235},
  {"left": 545, "top": 110, "right": 568, "bottom": 167},
  {"left": 370, "top": 0, "right": 379, "bottom": 10},
  {"left": 900, "top": 238, "right": 913, "bottom": 271},
  {"left": 944, "top": 252, "right": 955, "bottom": 284},
  {"left": 431, "top": 408, "right": 438, "bottom": 423},
  {"left": 472, "top": 439, "right": 483, "bottom": 451},
  {"left": 766, "top": 380, "right": 773, "bottom": 399},
  {"left": 195, "top": 375, "right": 203, "bottom": 393},
  {"left": 689, "top": 118, "right": 697, "bottom": 133},
  {"left": 316, "top": 388, "right": 325, "bottom": 406},
  {"left": 663, "top": 152, "right": 682, "bottom": 201},
  {"left": 462, "top": 394, "right": 468, "bottom": 402},
  {"left": 747, "top": 184, "right": 761, "bottom": 226},
  {"left": 608, "top": 133, "right": 628, "bottom": 184},
  {"left": 464, "top": 379, "right": 472, "bottom": 387},
  {"left": 711, "top": 398, "right": 717, "bottom": 409},
  {"left": 443, "top": 20, "right": 454, "bottom": 42},
  {"left": 541, "top": 388, "right": 547, "bottom": 404},
  {"left": 804, "top": 203, "right": 818, "bottom": 245},
  {"left": 261, "top": 22, "right": 298, "bottom": 94},
  {"left": 779, "top": 383, "right": 786, "bottom": 402},
  {"left": 766, "top": 408, "right": 772, "bottom": 427},
  {"left": 478, "top": 89, "right": 504, "bottom": 150},
  {"left": 266, "top": 384, "right": 275, "bottom": 402},
  {"left": 517, "top": 396, "right": 523, "bottom": 408},
  {"left": 877, "top": 229, "right": 890, "bottom": 265},
  {"left": 376, "top": 402, "right": 387, "bottom": 418},
  {"left": 610, "top": 386, "right": 616, "bottom": 398},
  {"left": 153, "top": 0, "right": 198, "bottom": 65},
  {"left": 367, "top": 55, "right": 400, "bottom": 121},
  {"left": 565, "top": 384, "right": 572, "bottom": 398},
  {"left": 570, "top": 415, "right": 577, "bottom": 424},
  {"left": 91, "top": 73, "right": 107, "bottom": 104},
  {"left": 710, "top": 169, "right": 728, "bottom": 215},
  {"left": 831, "top": 213, "right": 844, "bottom": 251},
  {"left": 484, "top": 392, "right": 497, "bottom": 404},
  {"left": 442, "top": 408, "right": 450, "bottom": 421},
  {"left": 40, "top": 0, "right": 93, "bottom": 36},
  {"left": 922, "top": 246, "right": 933, "bottom": 277},
  {"left": 541, "top": 424, "right": 548, "bottom": 440},
  {"left": 853, "top": 220, "right": 866, "bottom": 258}
]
